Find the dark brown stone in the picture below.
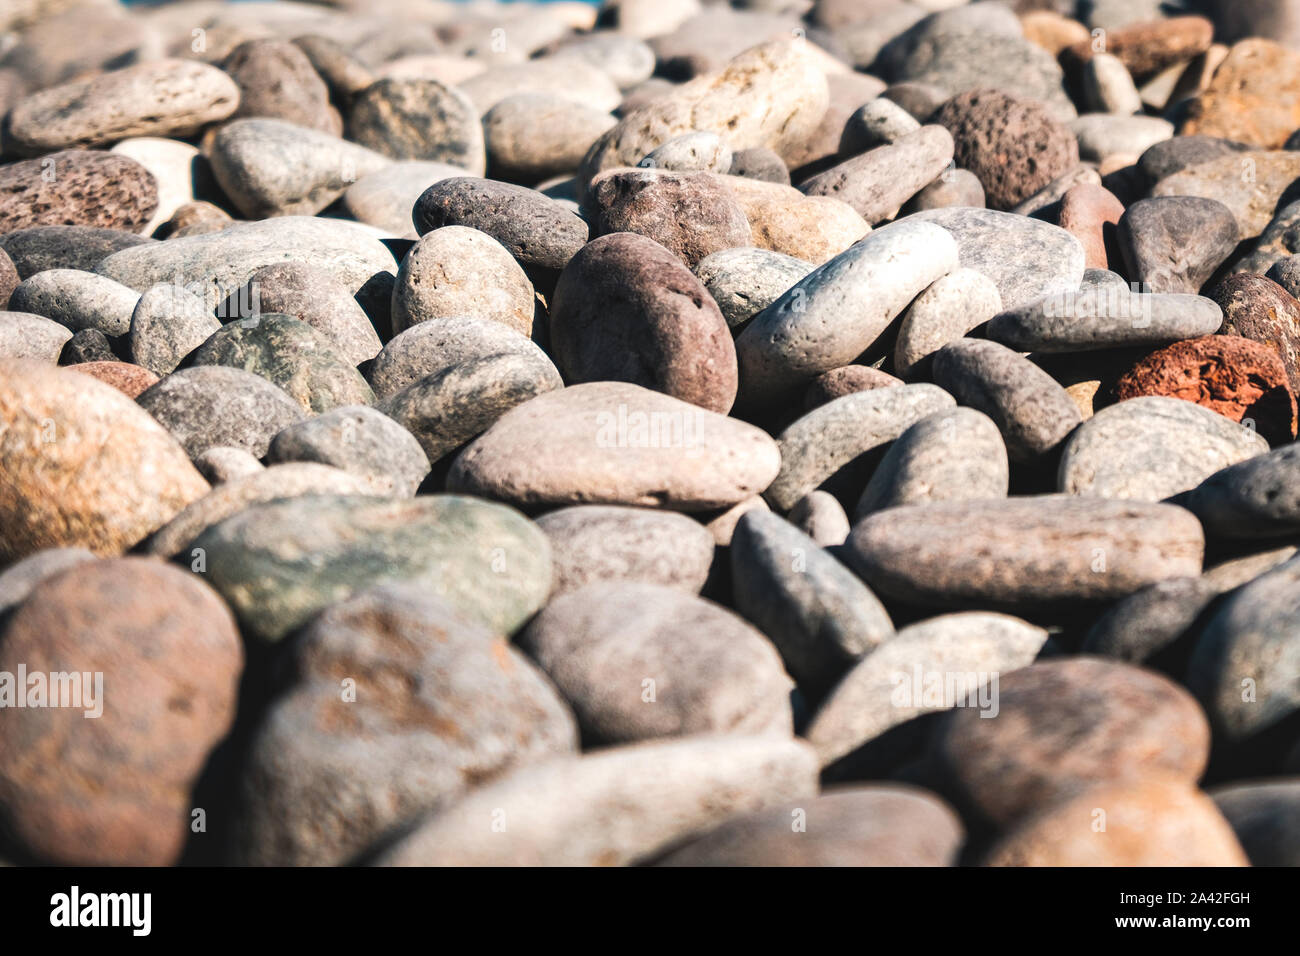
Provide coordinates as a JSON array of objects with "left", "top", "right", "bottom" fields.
[
  {"left": 1207, "top": 273, "right": 1300, "bottom": 394},
  {"left": 1061, "top": 16, "right": 1214, "bottom": 83}
]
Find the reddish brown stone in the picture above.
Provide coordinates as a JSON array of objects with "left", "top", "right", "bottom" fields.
[
  {"left": 1062, "top": 16, "right": 1214, "bottom": 82},
  {"left": 1180, "top": 39, "right": 1300, "bottom": 149},
  {"left": 1207, "top": 273, "right": 1300, "bottom": 394},
  {"left": 1056, "top": 183, "right": 1124, "bottom": 272},
  {"left": 0, "top": 150, "right": 158, "bottom": 234},
  {"left": 803, "top": 365, "right": 902, "bottom": 412},
  {"left": 68, "top": 361, "right": 161, "bottom": 400},
  {"left": 0, "top": 558, "right": 243, "bottom": 865},
  {"left": 1117, "top": 334, "right": 1298, "bottom": 445}
]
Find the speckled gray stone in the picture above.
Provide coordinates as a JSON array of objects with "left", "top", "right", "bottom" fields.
[
  {"left": 136, "top": 365, "right": 305, "bottom": 459},
  {"left": 799, "top": 126, "right": 954, "bottom": 223},
  {"left": 1059, "top": 396, "right": 1268, "bottom": 501},
  {"left": 900, "top": 168, "right": 985, "bottom": 213},
  {"left": 340, "top": 161, "right": 471, "bottom": 238},
  {"left": 0, "top": 226, "right": 153, "bottom": 280},
  {"left": 638, "top": 131, "right": 733, "bottom": 174},
  {"left": 347, "top": 78, "right": 486, "bottom": 173},
  {"left": 1173, "top": 444, "right": 1300, "bottom": 539},
  {"left": 856, "top": 408, "right": 1009, "bottom": 519},
  {"left": 517, "top": 581, "right": 793, "bottom": 744},
  {"left": 8, "top": 269, "right": 139, "bottom": 337},
  {"left": 730, "top": 509, "right": 892, "bottom": 696},
  {"left": 367, "top": 314, "right": 548, "bottom": 400},
  {"left": 931, "top": 339, "right": 1082, "bottom": 463},
  {"left": 842, "top": 98, "right": 922, "bottom": 153},
  {"left": 987, "top": 291, "right": 1223, "bottom": 353},
  {"left": 893, "top": 267, "right": 1002, "bottom": 378},
  {"left": 693, "top": 247, "right": 812, "bottom": 331},
  {"left": 0, "top": 312, "right": 72, "bottom": 362},
  {"left": 766, "top": 383, "right": 955, "bottom": 512},
  {"left": 484, "top": 92, "right": 616, "bottom": 183},
  {"left": 1118, "top": 197, "right": 1238, "bottom": 294},
  {"left": 535, "top": 505, "right": 715, "bottom": 596},
  {"left": 846, "top": 496, "right": 1205, "bottom": 609},
  {"left": 239, "top": 263, "right": 382, "bottom": 366},
  {"left": 58, "top": 329, "right": 114, "bottom": 364},
  {"left": 266, "top": 405, "right": 430, "bottom": 497},
  {"left": 129, "top": 283, "right": 220, "bottom": 376}
]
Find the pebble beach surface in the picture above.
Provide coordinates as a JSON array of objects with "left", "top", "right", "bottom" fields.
[{"left": 0, "top": 0, "right": 1298, "bottom": 869}]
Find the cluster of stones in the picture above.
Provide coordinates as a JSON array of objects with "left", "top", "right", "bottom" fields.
[{"left": 0, "top": 0, "right": 1297, "bottom": 868}]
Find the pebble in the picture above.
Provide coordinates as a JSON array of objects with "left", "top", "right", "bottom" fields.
[
  {"left": 549, "top": 33, "right": 656, "bottom": 89},
  {"left": 804, "top": 366, "right": 903, "bottom": 411},
  {"left": 639, "top": 132, "right": 732, "bottom": 174},
  {"left": 207, "top": 118, "right": 391, "bottom": 219},
  {"left": 136, "top": 365, "right": 306, "bottom": 460},
  {"left": 0, "top": 558, "right": 241, "bottom": 865},
  {"left": 193, "top": 446, "right": 263, "bottom": 486},
  {"left": 58, "top": 328, "right": 114, "bottom": 365},
  {"left": 1081, "top": 575, "right": 1224, "bottom": 665},
  {"left": 984, "top": 778, "right": 1247, "bottom": 866},
  {"left": 239, "top": 263, "right": 382, "bottom": 366},
  {"left": 1138, "top": 134, "right": 1251, "bottom": 183},
  {"left": 799, "top": 125, "right": 954, "bottom": 223},
  {"left": 1118, "top": 196, "right": 1238, "bottom": 294},
  {"left": 1209, "top": 274, "right": 1300, "bottom": 394},
  {"left": 735, "top": 220, "right": 958, "bottom": 407},
  {"left": 536, "top": 506, "right": 715, "bottom": 596},
  {"left": 1082, "top": 52, "right": 1142, "bottom": 115},
  {"left": 987, "top": 290, "right": 1224, "bottom": 354},
  {"left": 68, "top": 361, "right": 158, "bottom": 399},
  {"left": 0, "top": 362, "right": 208, "bottom": 562},
  {"left": 587, "top": 168, "right": 752, "bottom": 268},
  {"left": 842, "top": 98, "right": 921, "bottom": 152},
  {"left": 8, "top": 269, "right": 139, "bottom": 338},
  {"left": 934, "top": 657, "right": 1210, "bottom": 826},
  {"left": 1180, "top": 39, "right": 1300, "bottom": 149},
  {"left": 110, "top": 138, "right": 209, "bottom": 238},
  {"left": 932, "top": 89, "right": 1079, "bottom": 211},
  {"left": 730, "top": 509, "right": 893, "bottom": 695},
  {"left": 231, "top": 585, "right": 577, "bottom": 867},
  {"left": 447, "top": 382, "right": 781, "bottom": 512},
  {"left": 367, "top": 315, "right": 547, "bottom": 400},
  {"left": 266, "top": 406, "right": 429, "bottom": 497},
  {"left": 1056, "top": 183, "right": 1124, "bottom": 273},
  {"left": 893, "top": 267, "right": 1002, "bottom": 378},
  {"left": 786, "top": 490, "right": 851, "bottom": 548},
  {"left": 391, "top": 225, "right": 535, "bottom": 338},
  {"left": 1211, "top": 780, "right": 1300, "bottom": 867},
  {"left": 900, "top": 167, "right": 985, "bottom": 213},
  {"left": 845, "top": 496, "right": 1205, "bottom": 609},
  {"left": 1072, "top": 115, "right": 1174, "bottom": 164},
  {"left": 550, "top": 232, "right": 736, "bottom": 412},
  {"left": 1059, "top": 396, "right": 1269, "bottom": 501},
  {"left": 1187, "top": 554, "right": 1300, "bottom": 744},
  {"left": 347, "top": 78, "right": 486, "bottom": 173},
  {"left": 128, "top": 283, "right": 221, "bottom": 377},
  {"left": 340, "top": 161, "right": 469, "bottom": 238},
  {"left": 0, "top": 150, "right": 159, "bottom": 234},
  {"left": 460, "top": 60, "right": 622, "bottom": 117},
  {"left": 786, "top": 71, "right": 888, "bottom": 172},
  {"left": 1175, "top": 444, "right": 1300, "bottom": 540},
  {"left": 193, "top": 493, "right": 553, "bottom": 644},
  {"left": 0, "top": 312, "right": 71, "bottom": 362},
  {"left": 292, "top": 34, "right": 376, "bottom": 100},
  {"left": 485, "top": 93, "right": 616, "bottom": 183},
  {"left": 905, "top": 207, "right": 1085, "bottom": 310},
  {"left": 727, "top": 147, "right": 789, "bottom": 184},
  {"left": 373, "top": 735, "right": 818, "bottom": 866},
  {"left": 931, "top": 339, "right": 1082, "bottom": 463},
  {"left": 222, "top": 39, "right": 337, "bottom": 134},
  {"left": 518, "top": 581, "right": 793, "bottom": 743},
  {"left": 806, "top": 612, "right": 1049, "bottom": 770},
  {"left": 1266, "top": 255, "right": 1300, "bottom": 300},
  {"left": 693, "top": 247, "right": 813, "bottom": 331},
  {"left": 0, "top": 547, "right": 96, "bottom": 617},
  {"left": 1152, "top": 150, "right": 1300, "bottom": 241},
  {"left": 1115, "top": 335, "right": 1298, "bottom": 445},
  {"left": 856, "top": 408, "right": 1009, "bottom": 519},
  {"left": 765, "top": 383, "right": 955, "bottom": 512},
  {"left": 4, "top": 59, "right": 240, "bottom": 155},
  {"left": 188, "top": 314, "right": 374, "bottom": 414},
  {"left": 0, "top": 248, "right": 17, "bottom": 303},
  {"left": 719, "top": 175, "right": 869, "bottom": 264}
]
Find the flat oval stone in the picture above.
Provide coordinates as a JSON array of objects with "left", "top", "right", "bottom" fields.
[
  {"left": 5, "top": 59, "right": 240, "bottom": 155},
  {"left": 373, "top": 735, "right": 818, "bottom": 866},
  {"left": 904, "top": 207, "right": 1085, "bottom": 312},
  {"left": 1057, "top": 182, "right": 1125, "bottom": 272},
  {"left": 736, "top": 220, "right": 958, "bottom": 407},
  {"left": 0, "top": 150, "right": 158, "bottom": 234},
  {"left": 803, "top": 365, "right": 903, "bottom": 411},
  {"left": 806, "top": 612, "right": 1049, "bottom": 770},
  {"left": 340, "top": 160, "right": 470, "bottom": 238},
  {"left": 846, "top": 496, "right": 1205, "bottom": 608},
  {"left": 730, "top": 509, "right": 893, "bottom": 696},
  {"left": 550, "top": 232, "right": 737, "bottom": 413},
  {"left": 0, "top": 558, "right": 241, "bottom": 865},
  {"left": 390, "top": 225, "right": 535, "bottom": 337},
  {"left": 0, "top": 226, "right": 152, "bottom": 280},
  {"left": 893, "top": 267, "right": 1002, "bottom": 378},
  {"left": 97, "top": 217, "right": 401, "bottom": 313},
  {"left": 1211, "top": 780, "right": 1300, "bottom": 867},
  {"left": 1059, "top": 396, "right": 1269, "bottom": 501},
  {"left": 655, "top": 785, "right": 964, "bottom": 866},
  {"left": 460, "top": 59, "right": 622, "bottom": 116},
  {"left": 347, "top": 78, "right": 485, "bottom": 173},
  {"left": 1073, "top": 114, "right": 1174, "bottom": 163},
  {"left": 984, "top": 778, "right": 1247, "bottom": 866},
  {"left": 207, "top": 118, "right": 391, "bottom": 219},
  {"left": 787, "top": 490, "right": 851, "bottom": 547},
  {"left": 934, "top": 657, "right": 1210, "bottom": 827},
  {"left": 484, "top": 92, "right": 616, "bottom": 183},
  {"left": 241, "top": 263, "right": 382, "bottom": 366},
  {"left": 587, "top": 168, "right": 752, "bottom": 268},
  {"left": 8, "top": 269, "right": 139, "bottom": 337},
  {"left": 1081, "top": 575, "right": 1224, "bottom": 665},
  {"left": 191, "top": 493, "right": 553, "bottom": 644},
  {"left": 856, "top": 407, "right": 1009, "bottom": 519},
  {"left": 902, "top": 167, "right": 985, "bottom": 213},
  {"left": 376, "top": 350, "right": 562, "bottom": 463},
  {"left": 987, "top": 290, "right": 1223, "bottom": 353},
  {"left": 222, "top": 39, "right": 336, "bottom": 133},
  {"left": 128, "top": 283, "right": 221, "bottom": 377},
  {"left": 1175, "top": 444, "right": 1300, "bottom": 539},
  {"left": 230, "top": 585, "right": 577, "bottom": 867},
  {"left": 413, "top": 177, "right": 589, "bottom": 275},
  {"left": 1187, "top": 555, "right": 1300, "bottom": 743},
  {"left": 188, "top": 314, "right": 374, "bottom": 414},
  {"left": 766, "top": 383, "right": 955, "bottom": 512},
  {"left": 266, "top": 405, "right": 430, "bottom": 497},
  {"left": 518, "top": 581, "right": 793, "bottom": 744},
  {"left": 0, "top": 362, "right": 208, "bottom": 562},
  {"left": 0, "top": 312, "right": 71, "bottom": 361},
  {"left": 137, "top": 365, "right": 306, "bottom": 459},
  {"left": 693, "top": 247, "right": 812, "bottom": 331},
  {"left": 367, "top": 314, "right": 547, "bottom": 400},
  {"left": 1118, "top": 196, "right": 1238, "bottom": 294},
  {"left": 799, "top": 125, "right": 954, "bottom": 223},
  {"left": 536, "top": 505, "right": 715, "bottom": 596},
  {"left": 447, "top": 382, "right": 781, "bottom": 512},
  {"left": 932, "top": 339, "right": 1082, "bottom": 462}
]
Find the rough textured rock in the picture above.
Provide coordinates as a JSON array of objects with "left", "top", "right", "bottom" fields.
[
  {"left": 1209, "top": 274, "right": 1300, "bottom": 394},
  {"left": 1180, "top": 39, "right": 1300, "bottom": 149},
  {"left": 67, "top": 361, "right": 158, "bottom": 399},
  {"left": 129, "top": 284, "right": 221, "bottom": 377},
  {"left": 347, "top": 78, "right": 486, "bottom": 173},
  {"left": 0, "top": 151, "right": 158, "bottom": 234},
  {"left": 0, "top": 226, "right": 151, "bottom": 280}
]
